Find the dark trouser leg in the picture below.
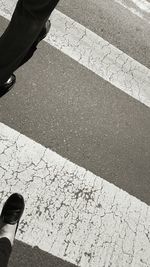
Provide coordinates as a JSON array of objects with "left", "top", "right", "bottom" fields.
[
  {"left": 17, "top": 35, "right": 38, "bottom": 68},
  {"left": 0, "top": 0, "right": 60, "bottom": 84},
  {"left": 0, "top": 238, "right": 12, "bottom": 267}
]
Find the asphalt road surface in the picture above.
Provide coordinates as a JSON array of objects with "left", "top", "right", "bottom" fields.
[{"left": 0, "top": 0, "right": 150, "bottom": 266}]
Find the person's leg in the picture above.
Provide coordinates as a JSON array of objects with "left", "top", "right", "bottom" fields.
[
  {"left": 0, "top": 0, "right": 60, "bottom": 84},
  {"left": 17, "top": 20, "right": 51, "bottom": 68},
  {"left": 0, "top": 238, "right": 12, "bottom": 267},
  {"left": 0, "top": 218, "right": 17, "bottom": 267}
]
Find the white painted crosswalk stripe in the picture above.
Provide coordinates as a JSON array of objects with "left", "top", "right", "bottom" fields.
[
  {"left": 0, "top": 3, "right": 150, "bottom": 108},
  {"left": 0, "top": 122, "right": 150, "bottom": 266}
]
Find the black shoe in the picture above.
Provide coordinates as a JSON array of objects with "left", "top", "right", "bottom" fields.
[
  {"left": 0, "top": 74, "right": 16, "bottom": 97},
  {"left": 0, "top": 193, "right": 25, "bottom": 235}
]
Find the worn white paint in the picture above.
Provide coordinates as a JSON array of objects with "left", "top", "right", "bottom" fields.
[
  {"left": 0, "top": 122, "right": 150, "bottom": 266},
  {"left": 0, "top": 2, "right": 150, "bottom": 108}
]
